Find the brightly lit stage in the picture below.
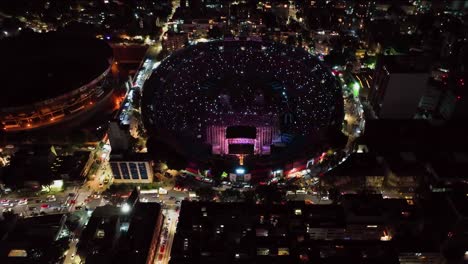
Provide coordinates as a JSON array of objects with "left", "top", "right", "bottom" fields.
[{"left": 207, "top": 125, "right": 278, "bottom": 155}]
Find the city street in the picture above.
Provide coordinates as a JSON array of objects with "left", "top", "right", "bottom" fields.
[
  {"left": 286, "top": 192, "right": 333, "bottom": 204},
  {"left": 63, "top": 210, "right": 89, "bottom": 264},
  {"left": 1, "top": 1, "right": 467, "bottom": 264},
  {"left": 139, "top": 190, "right": 186, "bottom": 264},
  {"left": 0, "top": 182, "right": 97, "bottom": 264},
  {"left": 0, "top": 185, "right": 79, "bottom": 217},
  {"left": 62, "top": 142, "right": 111, "bottom": 263},
  {"left": 157, "top": 207, "right": 179, "bottom": 264}
]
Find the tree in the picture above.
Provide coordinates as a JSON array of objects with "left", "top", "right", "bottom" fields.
[{"left": 361, "top": 54, "right": 377, "bottom": 68}]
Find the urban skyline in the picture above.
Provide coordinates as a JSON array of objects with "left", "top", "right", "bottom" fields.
[{"left": 0, "top": 1, "right": 467, "bottom": 264}]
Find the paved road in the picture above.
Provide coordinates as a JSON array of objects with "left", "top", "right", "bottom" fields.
[
  {"left": 62, "top": 142, "right": 111, "bottom": 264},
  {"left": 139, "top": 189, "right": 186, "bottom": 264},
  {"left": 0, "top": 183, "right": 95, "bottom": 264},
  {"left": 157, "top": 207, "right": 179, "bottom": 264},
  {"left": 0, "top": 185, "right": 81, "bottom": 217},
  {"left": 286, "top": 193, "right": 333, "bottom": 204},
  {"left": 63, "top": 184, "right": 94, "bottom": 264}
]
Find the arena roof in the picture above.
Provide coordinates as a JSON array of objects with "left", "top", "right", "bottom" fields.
[{"left": 0, "top": 32, "right": 112, "bottom": 108}]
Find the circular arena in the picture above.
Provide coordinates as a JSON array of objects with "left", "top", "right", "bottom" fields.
[
  {"left": 0, "top": 32, "right": 113, "bottom": 132},
  {"left": 143, "top": 40, "right": 344, "bottom": 177}
]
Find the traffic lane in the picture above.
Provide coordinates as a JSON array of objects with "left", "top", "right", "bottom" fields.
[
  {"left": 1, "top": 204, "right": 28, "bottom": 216},
  {"left": 2, "top": 184, "right": 78, "bottom": 198},
  {"left": 286, "top": 193, "right": 333, "bottom": 204},
  {"left": 1, "top": 187, "right": 75, "bottom": 205},
  {"left": 167, "top": 190, "right": 189, "bottom": 199},
  {"left": 64, "top": 210, "right": 91, "bottom": 264},
  {"left": 0, "top": 190, "right": 72, "bottom": 207},
  {"left": 139, "top": 193, "right": 177, "bottom": 201},
  {"left": 176, "top": 175, "right": 214, "bottom": 189},
  {"left": 161, "top": 215, "right": 176, "bottom": 263},
  {"left": 158, "top": 208, "right": 179, "bottom": 264},
  {"left": 139, "top": 194, "right": 185, "bottom": 207},
  {"left": 64, "top": 240, "right": 79, "bottom": 264},
  {"left": 86, "top": 197, "right": 104, "bottom": 209},
  {"left": 1, "top": 199, "right": 70, "bottom": 216},
  {"left": 139, "top": 189, "right": 188, "bottom": 199}
]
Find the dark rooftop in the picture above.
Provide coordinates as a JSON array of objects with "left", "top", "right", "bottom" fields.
[
  {"left": 361, "top": 120, "right": 468, "bottom": 152},
  {"left": 114, "top": 202, "right": 162, "bottom": 264},
  {"left": 423, "top": 152, "right": 468, "bottom": 181},
  {"left": 383, "top": 152, "right": 428, "bottom": 177},
  {"left": 0, "top": 32, "right": 112, "bottom": 108},
  {"left": 325, "top": 152, "right": 384, "bottom": 177},
  {"left": 378, "top": 54, "right": 431, "bottom": 74},
  {"left": 77, "top": 205, "right": 121, "bottom": 258},
  {"left": 109, "top": 152, "right": 152, "bottom": 162},
  {"left": 170, "top": 201, "right": 407, "bottom": 264},
  {"left": 0, "top": 214, "right": 68, "bottom": 264}
]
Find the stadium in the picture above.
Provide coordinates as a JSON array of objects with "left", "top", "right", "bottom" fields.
[
  {"left": 0, "top": 32, "right": 114, "bottom": 132},
  {"left": 143, "top": 40, "right": 344, "bottom": 179}
]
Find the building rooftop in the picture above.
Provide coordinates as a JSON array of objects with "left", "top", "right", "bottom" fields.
[
  {"left": 342, "top": 194, "right": 386, "bottom": 220},
  {"left": 362, "top": 120, "right": 468, "bottom": 152},
  {"left": 113, "top": 202, "right": 162, "bottom": 264},
  {"left": 378, "top": 54, "right": 431, "bottom": 74},
  {"left": 0, "top": 32, "right": 112, "bottom": 108},
  {"left": 170, "top": 200, "right": 417, "bottom": 264},
  {"left": 0, "top": 214, "right": 68, "bottom": 264},
  {"left": 422, "top": 152, "right": 468, "bottom": 181},
  {"left": 51, "top": 151, "right": 91, "bottom": 180},
  {"left": 109, "top": 152, "right": 152, "bottom": 162},
  {"left": 77, "top": 205, "right": 122, "bottom": 259},
  {"left": 91, "top": 204, "right": 123, "bottom": 218},
  {"left": 325, "top": 152, "right": 385, "bottom": 177},
  {"left": 383, "top": 152, "right": 428, "bottom": 177},
  {"left": 78, "top": 202, "right": 163, "bottom": 264}
]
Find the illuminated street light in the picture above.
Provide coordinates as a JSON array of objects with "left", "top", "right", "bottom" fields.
[
  {"left": 51, "top": 180, "right": 64, "bottom": 189},
  {"left": 352, "top": 82, "right": 360, "bottom": 97},
  {"left": 235, "top": 168, "right": 245, "bottom": 174},
  {"left": 121, "top": 203, "right": 131, "bottom": 214}
]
